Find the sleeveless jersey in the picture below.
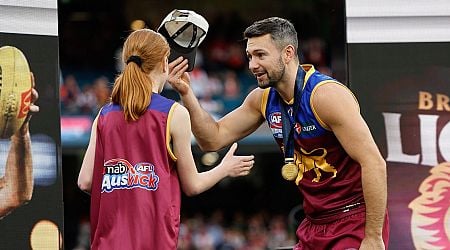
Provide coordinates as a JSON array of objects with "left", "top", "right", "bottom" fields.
[
  {"left": 261, "top": 65, "right": 364, "bottom": 219},
  {"left": 90, "top": 93, "right": 180, "bottom": 250}
]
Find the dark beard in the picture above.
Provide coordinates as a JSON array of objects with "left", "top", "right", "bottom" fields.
[{"left": 258, "top": 57, "right": 285, "bottom": 89}]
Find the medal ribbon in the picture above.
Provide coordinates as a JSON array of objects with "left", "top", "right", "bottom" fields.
[{"left": 279, "top": 67, "right": 305, "bottom": 164}]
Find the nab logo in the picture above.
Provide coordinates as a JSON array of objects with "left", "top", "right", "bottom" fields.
[
  {"left": 104, "top": 158, "right": 134, "bottom": 174},
  {"left": 269, "top": 112, "right": 282, "bottom": 128}
]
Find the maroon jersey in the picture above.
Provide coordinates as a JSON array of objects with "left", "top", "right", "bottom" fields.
[
  {"left": 262, "top": 65, "right": 364, "bottom": 219},
  {"left": 90, "top": 94, "right": 180, "bottom": 249}
]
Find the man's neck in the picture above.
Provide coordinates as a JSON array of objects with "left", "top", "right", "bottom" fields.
[{"left": 276, "top": 63, "right": 302, "bottom": 103}]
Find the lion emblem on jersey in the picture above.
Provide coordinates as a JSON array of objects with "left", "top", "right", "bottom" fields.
[
  {"left": 408, "top": 162, "right": 450, "bottom": 250},
  {"left": 293, "top": 147, "right": 337, "bottom": 185}
]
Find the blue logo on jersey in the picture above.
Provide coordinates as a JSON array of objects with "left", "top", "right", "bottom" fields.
[{"left": 269, "top": 112, "right": 283, "bottom": 138}]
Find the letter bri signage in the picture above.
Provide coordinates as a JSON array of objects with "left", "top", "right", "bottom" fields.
[{"left": 347, "top": 42, "right": 450, "bottom": 250}]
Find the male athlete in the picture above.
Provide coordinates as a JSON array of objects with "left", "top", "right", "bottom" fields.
[{"left": 168, "top": 17, "right": 389, "bottom": 249}]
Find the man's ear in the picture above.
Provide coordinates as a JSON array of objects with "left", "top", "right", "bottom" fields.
[{"left": 284, "top": 45, "right": 296, "bottom": 63}]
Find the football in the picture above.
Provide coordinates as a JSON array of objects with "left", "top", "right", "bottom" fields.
[{"left": 0, "top": 46, "right": 32, "bottom": 139}]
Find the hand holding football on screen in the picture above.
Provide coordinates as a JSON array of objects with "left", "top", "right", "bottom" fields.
[
  {"left": 0, "top": 46, "right": 37, "bottom": 219},
  {"left": 0, "top": 46, "right": 39, "bottom": 139}
]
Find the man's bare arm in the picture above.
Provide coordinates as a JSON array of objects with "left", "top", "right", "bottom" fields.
[
  {"left": 168, "top": 57, "right": 265, "bottom": 151},
  {"left": 0, "top": 129, "right": 33, "bottom": 218},
  {"left": 313, "top": 83, "right": 387, "bottom": 249},
  {"left": 0, "top": 81, "right": 39, "bottom": 218},
  {"left": 182, "top": 87, "right": 265, "bottom": 151}
]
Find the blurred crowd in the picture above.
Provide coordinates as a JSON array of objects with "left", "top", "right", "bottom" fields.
[
  {"left": 177, "top": 210, "right": 298, "bottom": 250},
  {"left": 60, "top": 74, "right": 111, "bottom": 116},
  {"left": 60, "top": 36, "right": 332, "bottom": 118},
  {"left": 73, "top": 209, "right": 300, "bottom": 250}
]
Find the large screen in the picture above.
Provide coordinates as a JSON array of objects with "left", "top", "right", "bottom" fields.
[{"left": 348, "top": 42, "right": 450, "bottom": 250}]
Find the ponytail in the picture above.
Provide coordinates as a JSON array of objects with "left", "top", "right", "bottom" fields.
[
  {"left": 110, "top": 29, "right": 169, "bottom": 122},
  {"left": 111, "top": 56, "right": 153, "bottom": 122}
]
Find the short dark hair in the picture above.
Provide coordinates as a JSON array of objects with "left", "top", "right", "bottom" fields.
[{"left": 243, "top": 17, "right": 298, "bottom": 52}]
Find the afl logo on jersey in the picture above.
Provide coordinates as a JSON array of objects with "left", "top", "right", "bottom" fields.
[
  {"left": 269, "top": 112, "right": 283, "bottom": 138},
  {"left": 135, "top": 162, "right": 154, "bottom": 174}
]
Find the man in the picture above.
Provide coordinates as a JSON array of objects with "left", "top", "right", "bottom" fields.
[
  {"left": 168, "top": 17, "right": 389, "bottom": 250},
  {"left": 0, "top": 73, "right": 39, "bottom": 219}
]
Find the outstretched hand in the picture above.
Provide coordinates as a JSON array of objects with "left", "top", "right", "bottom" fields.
[
  {"left": 220, "top": 143, "right": 255, "bottom": 177},
  {"left": 167, "top": 57, "right": 191, "bottom": 96}
]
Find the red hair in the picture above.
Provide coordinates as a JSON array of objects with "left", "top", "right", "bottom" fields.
[{"left": 111, "top": 29, "right": 169, "bottom": 121}]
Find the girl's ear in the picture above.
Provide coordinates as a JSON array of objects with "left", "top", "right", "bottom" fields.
[{"left": 162, "top": 56, "right": 169, "bottom": 73}]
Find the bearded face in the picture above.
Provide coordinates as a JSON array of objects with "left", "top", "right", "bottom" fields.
[
  {"left": 258, "top": 56, "right": 286, "bottom": 89},
  {"left": 246, "top": 34, "right": 287, "bottom": 89}
]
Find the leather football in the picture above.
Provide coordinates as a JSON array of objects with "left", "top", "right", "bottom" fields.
[{"left": 0, "top": 46, "right": 32, "bottom": 138}]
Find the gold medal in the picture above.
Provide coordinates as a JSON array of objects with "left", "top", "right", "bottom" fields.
[{"left": 281, "top": 162, "right": 298, "bottom": 181}]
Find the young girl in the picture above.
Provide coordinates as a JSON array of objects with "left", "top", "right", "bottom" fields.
[{"left": 78, "top": 29, "right": 254, "bottom": 250}]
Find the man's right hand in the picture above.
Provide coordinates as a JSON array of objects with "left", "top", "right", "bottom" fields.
[{"left": 167, "top": 57, "right": 191, "bottom": 96}]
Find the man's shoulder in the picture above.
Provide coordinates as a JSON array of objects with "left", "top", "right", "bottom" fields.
[{"left": 245, "top": 87, "right": 267, "bottom": 104}]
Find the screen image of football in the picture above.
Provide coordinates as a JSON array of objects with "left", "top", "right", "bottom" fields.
[{"left": 0, "top": 46, "right": 32, "bottom": 138}]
